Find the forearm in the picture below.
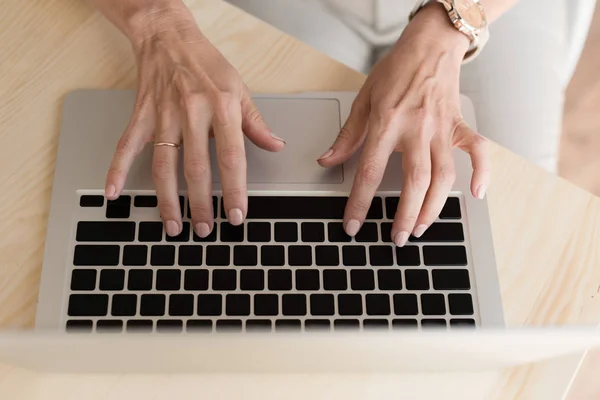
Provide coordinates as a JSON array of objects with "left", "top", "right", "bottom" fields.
[{"left": 480, "top": 0, "right": 520, "bottom": 23}]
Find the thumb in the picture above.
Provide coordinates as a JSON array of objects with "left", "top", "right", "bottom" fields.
[
  {"left": 453, "top": 120, "right": 491, "bottom": 199},
  {"left": 241, "top": 88, "right": 286, "bottom": 152}
]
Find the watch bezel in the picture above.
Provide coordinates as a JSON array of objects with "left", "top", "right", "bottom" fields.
[{"left": 450, "top": 0, "right": 488, "bottom": 32}]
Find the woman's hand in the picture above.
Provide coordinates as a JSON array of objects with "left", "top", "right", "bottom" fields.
[
  {"left": 318, "top": 3, "right": 490, "bottom": 246},
  {"left": 102, "top": 2, "right": 285, "bottom": 238}
]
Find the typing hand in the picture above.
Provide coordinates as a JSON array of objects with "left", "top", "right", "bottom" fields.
[
  {"left": 103, "top": 4, "right": 285, "bottom": 238},
  {"left": 317, "top": 3, "right": 490, "bottom": 246}
]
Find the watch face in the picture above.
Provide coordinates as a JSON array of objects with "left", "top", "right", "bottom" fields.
[{"left": 454, "top": 0, "right": 485, "bottom": 29}]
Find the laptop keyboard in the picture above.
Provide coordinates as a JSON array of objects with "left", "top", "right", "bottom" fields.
[{"left": 65, "top": 192, "right": 478, "bottom": 333}]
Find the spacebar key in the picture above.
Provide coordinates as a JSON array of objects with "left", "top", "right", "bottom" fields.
[{"left": 246, "top": 197, "right": 348, "bottom": 219}]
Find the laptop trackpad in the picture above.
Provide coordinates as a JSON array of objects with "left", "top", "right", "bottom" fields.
[{"left": 209, "top": 98, "right": 343, "bottom": 184}]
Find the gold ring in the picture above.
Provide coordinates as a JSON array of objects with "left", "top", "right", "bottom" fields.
[{"left": 154, "top": 142, "right": 181, "bottom": 150}]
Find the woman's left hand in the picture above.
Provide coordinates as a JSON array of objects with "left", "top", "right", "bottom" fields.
[{"left": 318, "top": 3, "right": 491, "bottom": 247}]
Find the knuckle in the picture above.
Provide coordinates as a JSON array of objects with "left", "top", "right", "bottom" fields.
[
  {"left": 347, "top": 197, "right": 373, "bottom": 215},
  {"left": 107, "top": 165, "right": 124, "bottom": 179},
  {"left": 115, "top": 135, "right": 135, "bottom": 155},
  {"left": 152, "top": 156, "right": 174, "bottom": 181},
  {"left": 157, "top": 199, "right": 177, "bottom": 216},
  {"left": 189, "top": 203, "right": 212, "bottom": 218},
  {"left": 435, "top": 164, "right": 456, "bottom": 185},
  {"left": 218, "top": 145, "right": 245, "bottom": 170},
  {"left": 398, "top": 212, "right": 419, "bottom": 226},
  {"left": 358, "top": 160, "right": 384, "bottom": 187},
  {"left": 245, "top": 106, "right": 263, "bottom": 124},
  {"left": 409, "top": 164, "right": 431, "bottom": 190},
  {"left": 222, "top": 187, "right": 246, "bottom": 202},
  {"left": 184, "top": 158, "right": 209, "bottom": 182},
  {"left": 212, "top": 92, "right": 237, "bottom": 124}
]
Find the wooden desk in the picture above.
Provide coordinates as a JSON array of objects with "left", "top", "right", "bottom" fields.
[{"left": 1, "top": 0, "right": 600, "bottom": 398}]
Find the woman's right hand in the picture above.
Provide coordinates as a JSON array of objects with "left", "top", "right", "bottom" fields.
[{"left": 103, "top": 2, "right": 285, "bottom": 238}]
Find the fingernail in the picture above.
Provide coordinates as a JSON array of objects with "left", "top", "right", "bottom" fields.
[
  {"left": 105, "top": 185, "right": 116, "bottom": 199},
  {"left": 195, "top": 222, "right": 211, "bottom": 238},
  {"left": 393, "top": 231, "right": 409, "bottom": 247},
  {"left": 413, "top": 224, "right": 428, "bottom": 238},
  {"left": 165, "top": 220, "right": 181, "bottom": 237},
  {"left": 270, "top": 132, "right": 286, "bottom": 144},
  {"left": 345, "top": 219, "right": 361, "bottom": 236},
  {"left": 476, "top": 185, "right": 486, "bottom": 200},
  {"left": 318, "top": 148, "right": 334, "bottom": 161},
  {"left": 228, "top": 208, "right": 244, "bottom": 226}
]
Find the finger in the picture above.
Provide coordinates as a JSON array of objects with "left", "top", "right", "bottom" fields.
[
  {"left": 241, "top": 88, "right": 286, "bottom": 152},
  {"left": 181, "top": 94, "right": 215, "bottom": 238},
  {"left": 213, "top": 93, "right": 247, "bottom": 226},
  {"left": 454, "top": 121, "right": 491, "bottom": 199},
  {"left": 317, "top": 90, "right": 370, "bottom": 167},
  {"left": 391, "top": 139, "right": 432, "bottom": 247},
  {"left": 413, "top": 137, "right": 455, "bottom": 237},
  {"left": 152, "top": 88, "right": 183, "bottom": 237},
  {"left": 105, "top": 90, "right": 155, "bottom": 199},
  {"left": 344, "top": 125, "right": 394, "bottom": 236}
]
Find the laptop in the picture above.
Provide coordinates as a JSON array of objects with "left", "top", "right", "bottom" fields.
[{"left": 34, "top": 89, "right": 504, "bottom": 333}]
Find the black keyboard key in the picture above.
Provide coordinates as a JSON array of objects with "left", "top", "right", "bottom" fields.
[
  {"left": 392, "top": 319, "right": 418, "bottom": 329},
  {"left": 99, "top": 269, "right": 125, "bottom": 291},
  {"left": 66, "top": 320, "right": 93, "bottom": 332},
  {"left": 423, "top": 246, "right": 467, "bottom": 266},
  {"left": 305, "top": 319, "right": 331, "bottom": 331},
  {"left": 73, "top": 245, "right": 119, "bottom": 266},
  {"left": 193, "top": 224, "right": 218, "bottom": 242},
  {"left": 184, "top": 269, "right": 209, "bottom": 290},
  {"left": 166, "top": 222, "right": 190, "bottom": 242},
  {"left": 440, "top": 197, "right": 461, "bottom": 219},
  {"left": 432, "top": 269, "right": 471, "bottom": 290},
  {"left": 334, "top": 319, "right": 360, "bottom": 330},
  {"left": 254, "top": 294, "right": 278, "bottom": 316},
  {"left": 157, "top": 320, "right": 183, "bottom": 333},
  {"left": 246, "top": 196, "right": 348, "bottom": 219},
  {"left": 380, "top": 222, "right": 392, "bottom": 243},
  {"left": 140, "top": 294, "right": 165, "bottom": 316},
  {"left": 216, "top": 320, "right": 243, "bottom": 332},
  {"left": 220, "top": 222, "right": 244, "bottom": 242},
  {"left": 247, "top": 222, "right": 271, "bottom": 242},
  {"left": 234, "top": 245, "right": 258, "bottom": 266},
  {"left": 123, "top": 245, "right": 148, "bottom": 266},
  {"left": 246, "top": 320, "right": 272, "bottom": 332},
  {"left": 448, "top": 294, "right": 474, "bottom": 315},
  {"left": 355, "top": 223, "right": 378, "bottom": 242},
  {"left": 315, "top": 246, "right": 338, "bottom": 266},
  {"left": 134, "top": 195, "right": 157, "bottom": 207},
  {"left": 393, "top": 294, "right": 418, "bottom": 315},
  {"left": 197, "top": 294, "right": 222, "bottom": 316},
  {"left": 126, "top": 320, "right": 153, "bottom": 332},
  {"left": 310, "top": 294, "right": 334, "bottom": 316},
  {"left": 385, "top": 197, "right": 399, "bottom": 219},
  {"left": 240, "top": 269, "right": 264, "bottom": 290},
  {"left": 327, "top": 222, "right": 351, "bottom": 242},
  {"left": 301, "top": 222, "right": 325, "bottom": 242},
  {"left": 178, "top": 245, "right": 203, "bottom": 266},
  {"left": 366, "top": 197, "right": 384, "bottom": 219},
  {"left": 213, "top": 269, "right": 236, "bottom": 291},
  {"left": 421, "top": 319, "right": 447, "bottom": 329},
  {"left": 350, "top": 269, "right": 375, "bottom": 290},
  {"left": 156, "top": 269, "right": 181, "bottom": 290},
  {"left": 226, "top": 294, "right": 251, "bottom": 316},
  {"left": 275, "top": 319, "right": 301, "bottom": 331},
  {"left": 369, "top": 246, "right": 394, "bottom": 266},
  {"left": 295, "top": 269, "right": 320, "bottom": 291},
  {"left": 111, "top": 294, "right": 137, "bottom": 316},
  {"left": 289, "top": 245, "right": 312, "bottom": 266},
  {"left": 323, "top": 270, "right": 347, "bottom": 290},
  {"left": 342, "top": 246, "right": 366, "bottom": 266},
  {"left": 70, "top": 269, "right": 97, "bottom": 291},
  {"left": 377, "top": 269, "right": 403, "bottom": 290},
  {"left": 268, "top": 269, "right": 292, "bottom": 290},
  {"left": 68, "top": 294, "right": 108, "bottom": 316},
  {"left": 396, "top": 246, "right": 421, "bottom": 266},
  {"left": 338, "top": 294, "right": 362, "bottom": 315},
  {"left": 274, "top": 222, "right": 298, "bottom": 242},
  {"left": 127, "top": 269, "right": 153, "bottom": 291},
  {"left": 405, "top": 269, "right": 430, "bottom": 290},
  {"left": 206, "top": 245, "right": 230, "bottom": 266},
  {"left": 138, "top": 222, "right": 163, "bottom": 242},
  {"left": 187, "top": 320, "right": 213, "bottom": 332},
  {"left": 366, "top": 294, "right": 390, "bottom": 315},
  {"left": 179, "top": 196, "right": 185, "bottom": 216},
  {"left": 106, "top": 195, "right": 131, "bottom": 218},
  {"left": 410, "top": 223, "right": 464, "bottom": 242},
  {"left": 150, "top": 245, "right": 175, "bottom": 266},
  {"left": 363, "top": 319, "right": 389, "bottom": 329},
  {"left": 261, "top": 245, "right": 285, "bottom": 266},
  {"left": 79, "top": 195, "right": 104, "bottom": 207},
  {"left": 450, "top": 319, "right": 476, "bottom": 328},
  {"left": 421, "top": 294, "right": 446, "bottom": 315},
  {"left": 282, "top": 294, "right": 307, "bottom": 316},
  {"left": 76, "top": 222, "right": 136, "bottom": 242},
  {"left": 97, "top": 320, "right": 123, "bottom": 333}
]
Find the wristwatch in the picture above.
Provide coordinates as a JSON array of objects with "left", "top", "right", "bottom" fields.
[{"left": 409, "top": 0, "right": 490, "bottom": 63}]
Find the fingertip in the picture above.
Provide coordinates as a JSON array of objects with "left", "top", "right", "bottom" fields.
[
  {"left": 105, "top": 184, "right": 117, "bottom": 200},
  {"left": 474, "top": 184, "right": 486, "bottom": 200}
]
